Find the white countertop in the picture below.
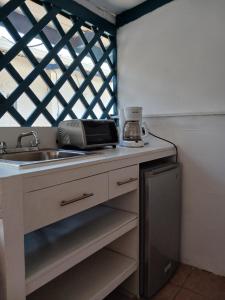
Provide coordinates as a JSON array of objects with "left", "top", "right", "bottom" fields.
[{"left": 0, "top": 137, "right": 175, "bottom": 179}]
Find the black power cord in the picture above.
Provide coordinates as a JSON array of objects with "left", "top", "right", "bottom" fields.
[{"left": 147, "top": 130, "right": 178, "bottom": 163}]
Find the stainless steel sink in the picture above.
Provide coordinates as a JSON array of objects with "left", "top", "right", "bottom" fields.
[{"left": 0, "top": 149, "right": 88, "bottom": 168}]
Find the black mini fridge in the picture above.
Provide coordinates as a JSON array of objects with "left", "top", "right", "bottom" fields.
[{"left": 140, "top": 162, "right": 181, "bottom": 299}]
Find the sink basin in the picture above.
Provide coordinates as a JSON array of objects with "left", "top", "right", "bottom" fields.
[
  {"left": 0, "top": 149, "right": 88, "bottom": 168},
  {"left": 1, "top": 150, "right": 85, "bottom": 161}
]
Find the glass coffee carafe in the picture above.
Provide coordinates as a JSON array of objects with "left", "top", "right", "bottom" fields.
[{"left": 123, "top": 120, "right": 142, "bottom": 142}]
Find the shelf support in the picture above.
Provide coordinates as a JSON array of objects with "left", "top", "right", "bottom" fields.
[{"left": 0, "top": 177, "right": 26, "bottom": 300}]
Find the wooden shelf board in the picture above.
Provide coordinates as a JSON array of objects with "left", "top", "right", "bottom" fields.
[
  {"left": 25, "top": 205, "right": 138, "bottom": 295},
  {"left": 27, "top": 249, "right": 137, "bottom": 300}
]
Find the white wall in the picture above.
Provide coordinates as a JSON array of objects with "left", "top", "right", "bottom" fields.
[
  {"left": 144, "top": 116, "right": 225, "bottom": 276},
  {"left": 118, "top": 0, "right": 225, "bottom": 115},
  {"left": 118, "top": 0, "right": 225, "bottom": 275}
]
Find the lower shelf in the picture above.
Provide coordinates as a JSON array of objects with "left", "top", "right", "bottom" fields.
[
  {"left": 25, "top": 205, "right": 138, "bottom": 295},
  {"left": 27, "top": 249, "right": 137, "bottom": 300}
]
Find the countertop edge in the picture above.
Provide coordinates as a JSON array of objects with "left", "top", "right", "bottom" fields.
[{"left": 0, "top": 141, "right": 176, "bottom": 179}]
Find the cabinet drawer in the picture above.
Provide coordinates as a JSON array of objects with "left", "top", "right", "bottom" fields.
[
  {"left": 108, "top": 165, "right": 139, "bottom": 199},
  {"left": 24, "top": 173, "right": 108, "bottom": 234}
]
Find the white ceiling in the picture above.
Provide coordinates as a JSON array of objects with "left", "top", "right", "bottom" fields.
[{"left": 86, "top": 0, "right": 146, "bottom": 15}]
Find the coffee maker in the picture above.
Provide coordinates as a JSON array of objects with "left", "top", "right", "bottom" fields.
[{"left": 121, "top": 107, "right": 148, "bottom": 148}]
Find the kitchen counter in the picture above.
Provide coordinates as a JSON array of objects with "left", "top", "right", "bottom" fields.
[{"left": 0, "top": 137, "right": 175, "bottom": 179}]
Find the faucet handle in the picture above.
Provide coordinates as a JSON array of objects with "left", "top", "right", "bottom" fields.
[
  {"left": 30, "top": 137, "right": 40, "bottom": 147},
  {"left": 0, "top": 141, "right": 7, "bottom": 154},
  {"left": 30, "top": 131, "right": 40, "bottom": 147}
]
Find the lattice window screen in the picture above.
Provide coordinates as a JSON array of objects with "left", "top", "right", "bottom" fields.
[{"left": 0, "top": 0, "right": 117, "bottom": 126}]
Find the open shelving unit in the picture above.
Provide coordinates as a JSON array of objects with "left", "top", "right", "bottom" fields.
[
  {"left": 25, "top": 205, "right": 138, "bottom": 295},
  {"left": 27, "top": 249, "right": 137, "bottom": 300}
]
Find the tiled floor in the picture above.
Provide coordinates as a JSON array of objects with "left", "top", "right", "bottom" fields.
[{"left": 107, "top": 264, "right": 225, "bottom": 300}]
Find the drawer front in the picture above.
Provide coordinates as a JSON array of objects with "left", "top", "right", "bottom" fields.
[
  {"left": 24, "top": 173, "right": 108, "bottom": 233},
  {"left": 108, "top": 165, "right": 139, "bottom": 199}
]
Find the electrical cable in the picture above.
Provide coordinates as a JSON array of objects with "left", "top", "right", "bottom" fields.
[{"left": 147, "top": 129, "right": 178, "bottom": 163}]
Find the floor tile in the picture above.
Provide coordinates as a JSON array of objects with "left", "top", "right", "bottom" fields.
[
  {"left": 183, "top": 268, "right": 225, "bottom": 299},
  {"left": 106, "top": 265, "right": 225, "bottom": 300},
  {"left": 175, "top": 289, "right": 205, "bottom": 300},
  {"left": 152, "top": 283, "right": 180, "bottom": 300},
  {"left": 170, "top": 264, "right": 194, "bottom": 286}
]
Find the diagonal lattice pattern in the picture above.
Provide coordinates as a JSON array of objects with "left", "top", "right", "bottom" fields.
[{"left": 0, "top": 0, "right": 117, "bottom": 126}]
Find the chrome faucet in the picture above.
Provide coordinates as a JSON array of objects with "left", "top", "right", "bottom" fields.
[{"left": 17, "top": 131, "right": 40, "bottom": 148}]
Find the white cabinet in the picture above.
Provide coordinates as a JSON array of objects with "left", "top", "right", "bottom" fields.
[
  {"left": 0, "top": 163, "right": 140, "bottom": 300},
  {"left": 24, "top": 165, "right": 139, "bottom": 300},
  {"left": 0, "top": 144, "right": 175, "bottom": 300}
]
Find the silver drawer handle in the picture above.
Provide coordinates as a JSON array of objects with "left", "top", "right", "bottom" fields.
[
  {"left": 60, "top": 193, "right": 94, "bottom": 207},
  {"left": 117, "top": 177, "right": 138, "bottom": 186}
]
